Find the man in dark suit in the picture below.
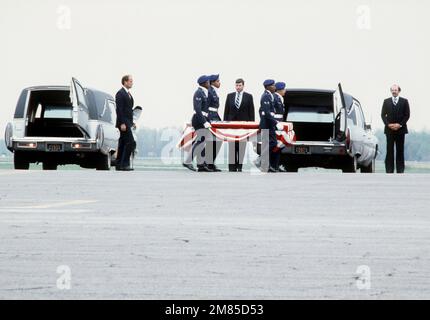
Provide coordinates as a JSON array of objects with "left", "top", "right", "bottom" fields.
[
  {"left": 115, "top": 75, "right": 136, "bottom": 171},
  {"left": 381, "top": 84, "right": 410, "bottom": 174},
  {"left": 224, "top": 79, "right": 255, "bottom": 172}
]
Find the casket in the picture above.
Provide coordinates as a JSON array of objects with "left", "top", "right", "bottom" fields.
[{"left": 177, "top": 121, "right": 296, "bottom": 152}]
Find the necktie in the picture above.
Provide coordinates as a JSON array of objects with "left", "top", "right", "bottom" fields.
[
  {"left": 393, "top": 98, "right": 397, "bottom": 106},
  {"left": 235, "top": 93, "right": 240, "bottom": 109}
]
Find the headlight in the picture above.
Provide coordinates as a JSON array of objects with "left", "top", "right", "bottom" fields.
[{"left": 4, "top": 123, "right": 13, "bottom": 148}]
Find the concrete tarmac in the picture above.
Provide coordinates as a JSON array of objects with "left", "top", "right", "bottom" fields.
[{"left": 0, "top": 170, "right": 429, "bottom": 299}]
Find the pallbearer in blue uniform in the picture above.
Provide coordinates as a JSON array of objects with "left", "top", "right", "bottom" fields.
[
  {"left": 274, "top": 82, "right": 287, "bottom": 172},
  {"left": 274, "top": 82, "right": 286, "bottom": 121},
  {"left": 207, "top": 74, "right": 222, "bottom": 172},
  {"left": 183, "top": 75, "right": 214, "bottom": 172},
  {"left": 259, "top": 79, "right": 283, "bottom": 172}
]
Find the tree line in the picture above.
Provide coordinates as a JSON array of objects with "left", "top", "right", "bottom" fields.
[{"left": 1, "top": 128, "right": 430, "bottom": 161}]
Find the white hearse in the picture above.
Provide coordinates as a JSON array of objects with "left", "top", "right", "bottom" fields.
[{"left": 4, "top": 78, "right": 119, "bottom": 170}]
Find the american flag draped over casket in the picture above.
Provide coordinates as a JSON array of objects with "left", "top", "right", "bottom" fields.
[{"left": 177, "top": 121, "right": 296, "bottom": 152}]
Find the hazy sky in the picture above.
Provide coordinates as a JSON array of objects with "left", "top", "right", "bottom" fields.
[{"left": 1, "top": 0, "right": 429, "bottom": 134}]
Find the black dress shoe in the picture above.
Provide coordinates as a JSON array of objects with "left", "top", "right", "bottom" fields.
[
  {"left": 207, "top": 164, "right": 221, "bottom": 172},
  {"left": 182, "top": 163, "right": 197, "bottom": 172},
  {"left": 119, "top": 166, "right": 134, "bottom": 171},
  {"left": 198, "top": 165, "right": 214, "bottom": 172}
]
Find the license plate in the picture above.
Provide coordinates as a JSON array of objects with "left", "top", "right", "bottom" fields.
[
  {"left": 47, "top": 144, "right": 63, "bottom": 152},
  {"left": 294, "top": 146, "right": 310, "bottom": 154}
]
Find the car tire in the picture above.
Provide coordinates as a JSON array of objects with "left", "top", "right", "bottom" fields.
[
  {"left": 96, "top": 153, "right": 111, "bottom": 171},
  {"left": 14, "top": 152, "right": 30, "bottom": 170},
  {"left": 284, "top": 162, "right": 299, "bottom": 173},
  {"left": 43, "top": 162, "right": 58, "bottom": 170},
  {"left": 342, "top": 156, "right": 358, "bottom": 173},
  {"left": 361, "top": 158, "right": 376, "bottom": 173}
]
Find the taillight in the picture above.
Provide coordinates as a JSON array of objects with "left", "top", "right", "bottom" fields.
[
  {"left": 17, "top": 142, "right": 37, "bottom": 149},
  {"left": 346, "top": 129, "right": 351, "bottom": 150},
  {"left": 72, "top": 143, "right": 91, "bottom": 149}
]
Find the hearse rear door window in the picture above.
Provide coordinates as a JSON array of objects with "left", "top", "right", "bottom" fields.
[
  {"left": 70, "top": 77, "right": 90, "bottom": 131},
  {"left": 333, "top": 83, "right": 347, "bottom": 139}
]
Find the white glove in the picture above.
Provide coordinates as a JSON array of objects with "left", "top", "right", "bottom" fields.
[
  {"left": 204, "top": 122, "right": 212, "bottom": 129},
  {"left": 276, "top": 123, "right": 284, "bottom": 131}
]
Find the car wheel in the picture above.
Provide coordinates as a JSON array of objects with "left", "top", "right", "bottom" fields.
[
  {"left": 96, "top": 153, "right": 111, "bottom": 171},
  {"left": 43, "top": 162, "right": 58, "bottom": 170},
  {"left": 342, "top": 156, "right": 358, "bottom": 173},
  {"left": 14, "top": 152, "right": 30, "bottom": 170},
  {"left": 361, "top": 158, "right": 375, "bottom": 173},
  {"left": 284, "top": 162, "right": 299, "bottom": 172}
]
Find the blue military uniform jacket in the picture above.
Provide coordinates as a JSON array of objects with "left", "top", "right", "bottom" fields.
[
  {"left": 259, "top": 90, "right": 278, "bottom": 130},
  {"left": 192, "top": 87, "right": 210, "bottom": 130},
  {"left": 207, "top": 86, "right": 221, "bottom": 121},
  {"left": 273, "top": 93, "right": 285, "bottom": 122},
  {"left": 259, "top": 90, "right": 279, "bottom": 150}
]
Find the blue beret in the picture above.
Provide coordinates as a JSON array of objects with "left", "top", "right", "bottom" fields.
[
  {"left": 209, "top": 74, "right": 220, "bottom": 82},
  {"left": 197, "top": 75, "right": 209, "bottom": 85},
  {"left": 275, "top": 82, "right": 286, "bottom": 91},
  {"left": 263, "top": 79, "right": 275, "bottom": 87}
]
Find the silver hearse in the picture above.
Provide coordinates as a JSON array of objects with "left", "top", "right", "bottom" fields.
[
  {"left": 280, "top": 84, "right": 378, "bottom": 173},
  {"left": 4, "top": 78, "right": 119, "bottom": 170}
]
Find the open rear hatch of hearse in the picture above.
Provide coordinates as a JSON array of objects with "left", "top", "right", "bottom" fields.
[
  {"left": 285, "top": 84, "right": 348, "bottom": 144},
  {"left": 24, "top": 78, "right": 90, "bottom": 139}
]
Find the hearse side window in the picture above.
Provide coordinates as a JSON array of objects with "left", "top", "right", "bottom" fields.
[
  {"left": 354, "top": 102, "right": 365, "bottom": 129},
  {"left": 83, "top": 91, "right": 99, "bottom": 120},
  {"left": 107, "top": 100, "right": 117, "bottom": 124},
  {"left": 347, "top": 105, "right": 357, "bottom": 126},
  {"left": 99, "top": 100, "right": 113, "bottom": 123},
  {"left": 91, "top": 91, "right": 113, "bottom": 122}
]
